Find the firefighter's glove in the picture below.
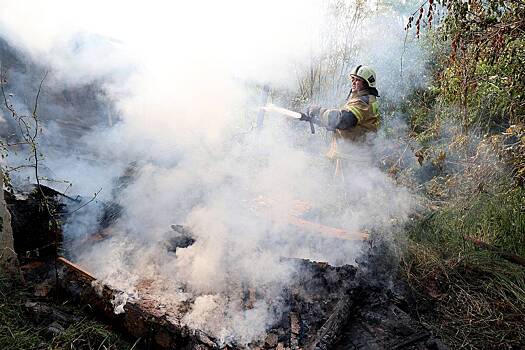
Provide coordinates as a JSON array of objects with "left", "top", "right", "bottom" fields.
[
  {"left": 306, "top": 105, "right": 326, "bottom": 117},
  {"left": 299, "top": 112, "right": 310, "bottom": 122},
  {"left": 321, "top": 109, "right": 342, "bottom": 131},
  {"left": 302, "top": 105, "right": 326, "bottom": 125}
]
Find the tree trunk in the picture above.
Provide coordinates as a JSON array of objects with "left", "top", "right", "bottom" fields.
[{"left": 0, "top": 168, "right": 22, "bottom": 281}]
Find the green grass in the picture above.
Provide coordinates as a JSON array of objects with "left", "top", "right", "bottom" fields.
[
  {"left": 409, "top": 186, "right": 525, "bottom": 256},
  {"left": 0, "top": 278, "right": 44, "bottom": 350},
  {"left": 402, "top": 185, "right": 525, "bottom": 349},
  {"left": 0, "top": 276, "right": 132, "bottom": 350},
  {"left": 50, "top": 318, "right": 132, "bottom": 350}
]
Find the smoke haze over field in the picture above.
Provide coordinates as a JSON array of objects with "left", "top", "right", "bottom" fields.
[{"left": 0, "top": 0, "right": 427, "bottom": 344}]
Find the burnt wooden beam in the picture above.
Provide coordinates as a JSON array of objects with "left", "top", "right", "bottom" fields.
[
  {"left": 251, "top": 196, "right": 369, "bottom": 241},
  {"left": 56, "top": 257, "right": 95, "bottom": 281},
  {"left": 56, "top": 257, "right": 219, "bottom": 350},
  {"left": 287, "top": 216, "right": 369, "bottom": 241}
]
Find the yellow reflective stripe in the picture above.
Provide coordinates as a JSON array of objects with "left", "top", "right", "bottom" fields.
[
  {"left": 348, "top": 106, "right": 363, "bottom": 124},
  {"left": 372, "top": 101, "right": 379, "bottom": 115}
]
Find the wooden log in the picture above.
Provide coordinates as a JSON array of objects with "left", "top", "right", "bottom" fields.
[
  {"left": 306, "top": 290, "right": 359, "bottom": 350},
  {"left": 251, "top": 196, "right": 368, "bottom": 242},
  {"left": 56, "top": 257, "right": 95, "bottom": 281},
  {"left": 56, "top": 257, "right": 219, "bottom": 350},
  {"left": 287, "top": 216, "right": 369, "bottom": 241}
]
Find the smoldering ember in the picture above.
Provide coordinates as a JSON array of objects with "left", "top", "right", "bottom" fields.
[{"left": 1, "top": 1, "right": 525, "bottom": 350}]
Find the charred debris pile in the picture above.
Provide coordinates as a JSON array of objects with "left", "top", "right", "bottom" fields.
[{"left": 4, "top": 184, "right": 448, "bottom": 350}]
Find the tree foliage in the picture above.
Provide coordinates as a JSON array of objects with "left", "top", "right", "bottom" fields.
[{"left": 405, "top": 0, "right": 525, "bottom": 184}]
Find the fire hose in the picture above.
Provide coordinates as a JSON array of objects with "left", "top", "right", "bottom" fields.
[{"left": 260, "top": 104, "right": 317, "bottom": 134}]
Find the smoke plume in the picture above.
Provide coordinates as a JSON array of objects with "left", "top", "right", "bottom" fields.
[{"left": 0, "top": 0, "right": 427, "bottom": 345}]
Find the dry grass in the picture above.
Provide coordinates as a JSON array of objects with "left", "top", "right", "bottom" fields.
[{"left": 402, "top": 241, "right": 525, "bottom": 349}]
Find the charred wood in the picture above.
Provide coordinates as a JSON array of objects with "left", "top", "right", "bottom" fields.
[
  {"left": 388, "top": 330, "right": 430, "bottom": 350},
  {"left": 5, "top": 185, "right": 69, "bottom": 261},
  {"left": 169, "top": 224, "right": 196, "bottom": 251},
  {"left": 306, "top": 289, "right": 360, "bottom": 350},
  {"left": 56, "top": 257, "right": 217, "bottom": 350}
]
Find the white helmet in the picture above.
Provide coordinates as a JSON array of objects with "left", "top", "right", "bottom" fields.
[{"left": 350, "top": 65, "right": 377, "bottom": 88}]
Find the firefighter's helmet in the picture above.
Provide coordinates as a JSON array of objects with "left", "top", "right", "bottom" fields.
[{"left": 350, "top": 65, "right": 377, "bottom": 88}]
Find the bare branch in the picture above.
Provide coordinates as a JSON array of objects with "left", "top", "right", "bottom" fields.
[
  {"left": 32, "top": 71, "right": 48, "bottom": 117},
  {"left": 67, "top": 188, "right": 103, "bottom": 214},
  {"left": 4, "top": 164, "right": 36, "bottom": 173}
]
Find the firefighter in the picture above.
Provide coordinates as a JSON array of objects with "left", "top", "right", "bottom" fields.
[{"left": 301, "top": 65, "right": 380, "bottom": 175}]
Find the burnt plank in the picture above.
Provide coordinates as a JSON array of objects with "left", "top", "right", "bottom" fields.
[{"left": 56, "top": 257, "right": 218, "bottom": 350}]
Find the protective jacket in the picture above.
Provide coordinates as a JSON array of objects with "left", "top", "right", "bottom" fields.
[{"left": 320, "top": 89, "right": 379, "bottom": 160}]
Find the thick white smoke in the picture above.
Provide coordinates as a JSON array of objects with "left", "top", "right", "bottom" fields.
[{"left": 0, "top": 0, "right": 425, "bottom": 345}]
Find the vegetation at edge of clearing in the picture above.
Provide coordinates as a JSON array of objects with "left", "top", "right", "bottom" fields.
[{"left": 400, "top": 0, "right": 525, "bottom": 348}]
